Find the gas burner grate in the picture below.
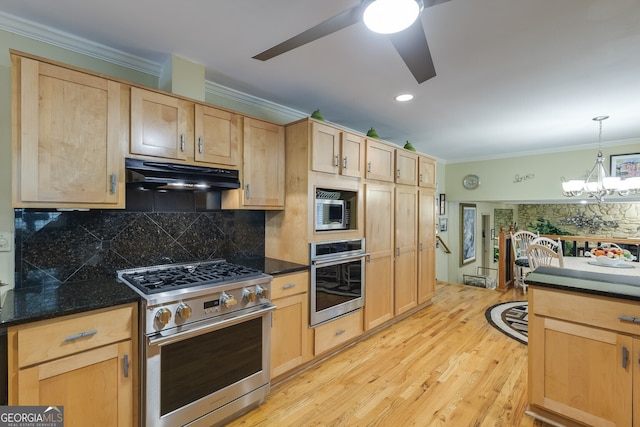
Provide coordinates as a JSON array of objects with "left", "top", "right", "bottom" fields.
[{"left": 119, "top": 261, "right": 263, "bottom": 295}]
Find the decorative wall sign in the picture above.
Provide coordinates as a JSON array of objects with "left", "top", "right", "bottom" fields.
[
  {"left": 439, "top": 217, "right": 448, "bottom": 232},
  {"left": 513, "top": 173, "right": 535, "bottom": 183},
  {"left": 439, "top": 193, "right": 446, "bottom": 215},
  {"left": 611, "top": 153, "right": 640, "bottom": 177},
  {"left": 460, "top": 203, "right": 477, "bottom": 266}
]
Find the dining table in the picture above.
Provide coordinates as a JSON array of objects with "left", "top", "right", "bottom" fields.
[{"left": 561, "top": 255, "right": 640, "bottom": 277}]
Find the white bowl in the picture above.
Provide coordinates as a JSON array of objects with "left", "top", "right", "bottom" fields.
[{"left": 594, "top": 256, "right": 625, "bottom": 266}]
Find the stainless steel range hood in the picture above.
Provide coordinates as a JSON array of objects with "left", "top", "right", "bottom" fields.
[{"left": 125, "top": 158, "right": 240, "bottom": 190}]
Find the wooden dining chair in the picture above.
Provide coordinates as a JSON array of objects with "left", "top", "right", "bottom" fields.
[
  {"left": 510, "top": 230, "right": 539, "bottom": 292},
  {"left": 526, "top": 244, "right": 565, "bottom": 270}
]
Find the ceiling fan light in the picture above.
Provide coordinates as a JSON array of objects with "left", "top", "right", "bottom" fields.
[
  {"left": 395, "top": 93, "right": 414, "bottom": 102},
  {"left": 363, "top": 0, "right": 421, "bottom": 34}
]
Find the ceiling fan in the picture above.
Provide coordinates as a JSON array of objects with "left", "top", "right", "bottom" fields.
[{"left": 252, "top": 0, "right": 450, "bottom": 84}]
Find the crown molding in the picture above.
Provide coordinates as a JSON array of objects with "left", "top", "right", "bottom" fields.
[
  {"left": 0, "top": 11, "right": 161, "bottom": 75},
  {"left": 205, "top": 81, "right": 306, "bottom": 122}
]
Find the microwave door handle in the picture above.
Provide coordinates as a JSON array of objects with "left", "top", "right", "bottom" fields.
[{"left": 312, "top": 253, "right": 369, "bottom": 267}]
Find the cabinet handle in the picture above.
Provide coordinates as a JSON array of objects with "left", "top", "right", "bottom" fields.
[
  {"left": 618, "top": 315, "right": 640, "bottom": 323},
  {"left": 180, "top": 134, "right": 186, "bottom": 152},
  {"left": 343, "top": 157, "right": 348, "bottom": 169},
  {"left": 123, "top": 354, "right": 129, "bottom": 378},
  {"left": 246, "top": 184, "right": 250, "bottom": 199},
  {"left": 334, "top": 155, "right": 339, "bottom": 167},
  {"left": 198, "top": 136, "right": 203, "bottom": 153},
  {"left": 64, "top": 329, "right": 98, "bottom": 342},
  {"left": 420, "top": 242, "right": 423, "bottom": 251},
  {"left": 397, "top": 169, "right": 401, "bottom": 179},
  {"left": 283, "top": 283, "right": 297, "bottom": 290},
  {"left": 366, "top": 254, "right": 371, "bottom": 263},
  {"left": 367, "top": 161, "right": 371, "bottom": 173},
  {"left": 396, "top": 248, "right": 400, "bottom": 257},
  {"left": 110, "top": 173, "right": 117, "bottom": 194},
  {"left": 623, "top": 346, "right": 629, "bottom": 369},
  {"left": 335, "top": 329, "right": 346, "bottom": 336},
  {"left": 419, "top": 173, "right": 423, "bottom": 183}
]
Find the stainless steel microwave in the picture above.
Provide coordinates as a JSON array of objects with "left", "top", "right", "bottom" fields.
[{"left": 315, "top": 199, "right": 347, "bottom": 231}]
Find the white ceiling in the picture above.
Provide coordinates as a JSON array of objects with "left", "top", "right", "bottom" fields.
[{"left": 1, "top": 0, "right": 640, "bottom": 163}]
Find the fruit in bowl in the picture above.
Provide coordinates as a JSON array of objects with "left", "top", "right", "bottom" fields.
[{"left": 589, "top": 246, "right": 635, "bottom": 261}]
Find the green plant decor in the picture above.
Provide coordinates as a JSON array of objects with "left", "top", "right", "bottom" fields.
[{"left": 526, "top": 217, "right": 575, "bottom": 254}]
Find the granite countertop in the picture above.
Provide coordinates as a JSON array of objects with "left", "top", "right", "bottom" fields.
[
  {"left": 0, "top": 257, "right": 308, "bottom": 329},
  {"left": 526, "top": 266, "right": 640, "bottom": 301},
  {"left": 0, "top": 277, "right": 140, "bottom": 329}
]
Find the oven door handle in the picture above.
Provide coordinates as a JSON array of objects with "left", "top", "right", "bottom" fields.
[
  {"left": 147, "top": 304, "right": 276, "bottom": 347},
  {"left": 311, "top": 253, "right": 369, "bottom": 267}
]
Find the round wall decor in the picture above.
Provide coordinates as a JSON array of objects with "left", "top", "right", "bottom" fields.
[{"left": 463, "top": 174, "right": 480, "bottom": 190}]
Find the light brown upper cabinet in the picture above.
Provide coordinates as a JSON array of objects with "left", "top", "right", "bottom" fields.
[
  {"left": 419, "top": 156, "right": 437, "bottom": 189},
  {"left": 311, "top": 121, "right": 364, "bottom": 178},
  {"left": 130, "top": 87, "right": 239, "bottom": 168},
  {"left": 395, "top": 149, "right": 418, "bottom": 186},
  {"left": 11, "top": 53, "right": 125, "bottom": 208},
  {"left": 365, "top": 139, "right": 395, "bottom": 183},
  {"left": 194, "top": 104, "right": 239, "bottom": 166},
  {"left": 130, "top": 87, "right": 190, "bottom": 161},
  {"left": 223, "top": 117, "right": 285, "bottom": 209}
]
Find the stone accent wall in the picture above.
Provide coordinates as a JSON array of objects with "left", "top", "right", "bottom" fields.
[
  {"left": 494, "top": 208, "right": 514, "bottom": 232},
  {"left": 517, "top": 203, "right": 640, "bottom": 237}
]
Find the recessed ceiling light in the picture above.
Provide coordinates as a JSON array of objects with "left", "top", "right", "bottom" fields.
[{"left": 395, "top": 93, "right": 414, "bottom": 102}]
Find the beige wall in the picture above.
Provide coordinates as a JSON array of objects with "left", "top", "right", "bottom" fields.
[{"left": 444, "top": 142, "right": 640, "bottom": 203}]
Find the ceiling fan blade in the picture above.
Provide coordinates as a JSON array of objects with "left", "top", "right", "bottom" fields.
[
  {"left": 253, "top": 6, "right": 361, "bottom": 61},
  {"left": 388, "top": 19, "right": 436, "bottom": 84}
]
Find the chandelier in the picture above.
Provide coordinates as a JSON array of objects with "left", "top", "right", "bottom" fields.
[
  {"left": 561, "top": 116, "right": 640, "bottom": 202},
  {"left": 362, "top": 0, "right": 423, "bottom": 34}
]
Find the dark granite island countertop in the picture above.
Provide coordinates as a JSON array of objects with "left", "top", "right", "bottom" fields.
[
  {"left": 526, "top": 266, "right": 640, "bottom": 301},
  {"left": 0, "top": 278, "right": 140, "bottom": 329}
]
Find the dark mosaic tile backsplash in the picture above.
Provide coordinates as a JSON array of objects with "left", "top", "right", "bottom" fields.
[{"left": 14, "top": 209, "right": 265, "bottom": 288}]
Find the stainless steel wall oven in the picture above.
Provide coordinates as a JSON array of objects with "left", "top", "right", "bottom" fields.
[
  {"left": 117, "top": 260, "right": 274, "bottom": 427},
  {"left": 310, "top": 238, "right": 366, "bottom": 326}
]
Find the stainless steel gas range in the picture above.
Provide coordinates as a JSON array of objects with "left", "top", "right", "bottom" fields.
[{"left": 117, "top": 260, "right": 275, "bottom": 427}]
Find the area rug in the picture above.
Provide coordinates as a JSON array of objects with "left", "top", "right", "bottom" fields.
[{"left": 485, "top": 301, "right": 528, "bottom": 344}]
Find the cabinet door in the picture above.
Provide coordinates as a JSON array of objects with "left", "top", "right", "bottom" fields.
[
  {"left": 311, "top": 121, "right": 340, "bottom": 174},
  {"left": 419, "top": 156, "right": 436, "bottom": 188},
  {"left": 395, "top": 150, "right": 418, "bottom": 185},
  {"left": 365, "top": 139, "right": 395, "bottom": 182},
  {"left": 418, "top": 189, "right": 436, "bottom": 304},
  {"left": 16, "top": 57, "right": 123, "bottom": 207},
  {"left": 243, "top": 118, "right": 285, "bottom": 207},
  {"left": 17, "top": 341, "right": 133, "bottom": 427},
  {"left": 130, "top": 87, "right": 190, "bottom": 160},
  {"left": 271, "top": 292, "right": 310, "bottom": 378},
  {"left": 394, "top": 185, "right": 418, "bottom": 315},
  {"left": 364, "top": 183, "right": 395, "bottom": 330},
  {"left": 340, "top": 132, "right": 365, "bottom": 178},
  {"left": 529, "top": 314, "right": 632, "bottom": 427},
  {"left": 194, "top": 104, "right": 239, "bottom": 166}
]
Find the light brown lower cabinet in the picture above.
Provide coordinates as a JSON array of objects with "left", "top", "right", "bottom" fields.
[
  {"left": 529, "top": 287, "right": 640, "bottom": 426},
  {"left": 270, "top": 271, "right": 313, "bottom": 379},
  {"left": 314, "top": 310, "right": 363, "bottom": 356},
  {"left": 8, "top": 303, "right": 137, "bottom": 427}
]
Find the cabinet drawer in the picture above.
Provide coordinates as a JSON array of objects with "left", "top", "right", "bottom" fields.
[
  {"left": 271, "top": 271, "right": 309, "bottom": 300},
  {"left": 15, "top": 305, "right": 134, "bottom": 368},
  {"left": 532, "top": 287, "right": 640, "bottom": 335},
  {"left": 314, "top": 310, "right": 363, "bottom": 355}
]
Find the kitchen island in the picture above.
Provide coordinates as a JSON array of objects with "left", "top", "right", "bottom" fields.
[{"left": 525, "top": 264, "right": 640, "bottom": 426}]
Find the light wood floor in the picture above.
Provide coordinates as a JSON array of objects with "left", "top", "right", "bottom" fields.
[{"left": 229, "top": 282, "right": 547, "bottom": 427}]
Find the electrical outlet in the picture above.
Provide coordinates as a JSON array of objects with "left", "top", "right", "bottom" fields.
[{"left": 0, "top": 232, "right": 12, "bottom": 252}]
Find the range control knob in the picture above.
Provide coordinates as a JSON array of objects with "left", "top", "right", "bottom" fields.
[
  {"left": 242, "top": 289, "right": 256, "bottom": 302},
  {"left": 155, "top": 308, "right": 172, "bottom": 327},
  {"left": 176, "top": 303, "right": 192, "bottom": 320},
  {"left": 256, "top": 285, "right": 269, "bottom": 299},
  {"left": 220, "top": 292, "right": 237, "bottom": 308}
]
